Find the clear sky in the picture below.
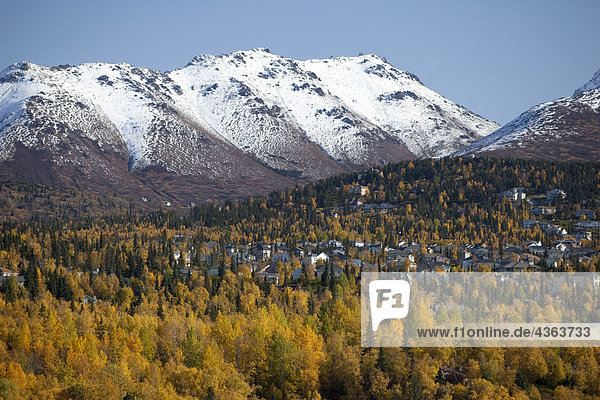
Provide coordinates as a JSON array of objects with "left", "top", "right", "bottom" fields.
[{"left": 1, "top": 0, "right": 599, "bottom": 125}]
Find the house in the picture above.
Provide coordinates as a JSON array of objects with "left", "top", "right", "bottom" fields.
[
  {"left": 332, "top": 249, "right": 347, "bottom": 259},
  {"left": 403, "top": 244, "right": 422, "bottom": 255},
  {"left": 555, "top": 239, "right": 579, "bottom": 252},
  {"left": 439, "top": 365, "right": 467, "bottom": 385},
  {"left": 540, "top": 223, "right": 567, "bottom": 236},
  {"left": 547, "top": 248, "right": 565, "bottom": 259},
  {"left": 272, "top": 251, "right": 290, "bottom": 264},
  {"left": 545, "top": 249, "right": 565, "bottom": 268},
  {"left": 525, "top": 240, "right": 542, "bottom": 247},
  {"left": 520, "top": 253, "right": 540, "bottom": 266},
  {"left": 461, "top": 257, "right": 474, "bottom": 270},
  {"left": 349, "top": 184, "right": 369, "bottom": 197},
  {"left": 386, "top": 250, "right": 416, "bottom": 265},
  {"left": 367, "top": 243, "right": 383, "bottom": 253},
  {"left": 499, "top": 252, "right": 520, "bottom": 265},
  {"left": 256, "top": 264, "right": 280, "bottom": 285},
  {"left": 315, "top": 264, "right": 344, "bottom": 279},
  {"left": 576, "top": 221, "right": 600, "bottom": 229},
  {"left": 418, "top": 260, "right": 450, "bottom": 272},
  {"left": 252, "top": 243, "right": 272, "bottom": 261},
  {"left": 523, "top": 219, "right": 539, "bottom": 229},
  {"left": 362, "top": 203, "right": 394, "bottom": 213},
  {"left": 173, "top": 250, "right": 191, "bottom": 266},
  {"left": 200, "top": 253, "right": 214, "bottom": 264},
  {"left": 566, "top": 247, "right": 593, "bottom": 260},
  {"left": 302, "top": 252, "right": 329, "bottom": 266},
  {"left": 532, "top": 206, "right": 556, "bottom": 215},
  {"left": 527, "top": 246, "right": 547, "bottom": 257},
  {"left": 573, "top": 230, "right": 592, "bottom": 241},
  {"left": 419, "top": 254, "right": 451, "bottom": 272},
  {"left": 321, "top": 240, "right": 343, "bottom": 248},
  {"left": 235, "top": 253, "right": 255, "bottom": 264},
  {"left": 496, "top": 260, "right": 531, "bottom": 272},
  {"left": 501, "top": 188, "right": 526, "bottom": 201},
  {"left": 173, "top": 234, "right": 192, "bottom": 243},
  {"left": 303, "top": 243, "right": 317, "bottom": 254},
  {"left": 550, "top": 225, "right": 568, "bottom": 236},
  {"left": 546, "top": 189, "right": 566, "bottom": 203},
  {"left": 0, "top": 268, "right": 18, "bottom": 277},
  {"left": 0, "top": 268, "right": 24, "bottom": 286},
  {"left": 291, "top": 247, "right": 306, "bottom": 258},
  {"left": 292, "top": 267, "right": 305, "bottom": 280},
  {"left": 386, "top": 251, "right": 416, "bottom": 271},
  {"left": 429, "top": 244, "right": 455, "bottom": 255},
  {"left": 503, "top": 245, "right": 522, "bottom": 254},
  {"left": 292, "top": 264, "right": 320, "bottom": 280},
  {"left": 353, "top": 259, "right": 379, "bottom": 272},
  {"left": 225, "top": 245, "right": 237, "bottom": 256},
  {"left": 472, "top": 246, "right": 491, "bottom": 259},
  {"left": 575, "top": 209, "right": 596, "bottom": 220},
  {"left": 178, "top": 267, "right": 194, "bottom": 277}
]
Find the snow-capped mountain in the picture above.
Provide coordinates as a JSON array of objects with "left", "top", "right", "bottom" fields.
[
  {"left": 0, "top": 49, "right": 498, "bottom": 203},
  {"left": 455, "top": 68, "right": 600, "bottom": 161}
]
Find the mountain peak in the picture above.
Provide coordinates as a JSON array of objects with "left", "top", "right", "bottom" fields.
[
  {"left": 456, "top": 65, "right": 600, "bottom": 162},
  {"left": 1, "top": 61, "right": 33, "bottom": 75},
  {"left": 574, "top": 67, "right": 600, "bottom": 95},
  {"left": 186, "top": 48, "right": 276, "bottom": 67},
  {"left": 248, "top": 47, "right": 271, "bottom": 53}
]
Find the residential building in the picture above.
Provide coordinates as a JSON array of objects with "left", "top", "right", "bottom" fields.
[{"left": 501, "top": 187, "right": 526, "bottom": 201}]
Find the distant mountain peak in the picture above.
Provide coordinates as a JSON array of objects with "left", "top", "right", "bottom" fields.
[
  {"left": 575, "top": 67, "right": 600, "bottom": 95},
  {"left": 456, "top": 65, "right": 600, "bottom": 162}
]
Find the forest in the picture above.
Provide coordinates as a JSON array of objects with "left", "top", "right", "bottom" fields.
[{"left": 1, "top": 157, "right": 600, "bottom": 399}]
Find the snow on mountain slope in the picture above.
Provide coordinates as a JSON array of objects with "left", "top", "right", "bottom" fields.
[
  {"left": 455, "top": 68, "right": 600, "bottom": 161},
  {"left": 300, "top": 55, "right": 499, "bottom": 157},
  {"left": 169, "top": 51, "right": 352, "bottom": 177},
  {"left": 575, "top": 68, "right": 600, "bottom": 95},
  {"left": 170, "top": 49, "right": 498, "bottom": 162},
  {"left": 0, "top": 60, "right": 295, "bottom": 203},
  {"left": 0, "top": 49, "right": 499, "bottom": 202}
]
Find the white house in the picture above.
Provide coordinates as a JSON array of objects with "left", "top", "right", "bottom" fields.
[
  {"left": 302, "top": 252, "right": 329, "bottom": 266},
  {"left": 501, "top": 188, "right": 526, "bottom": 201}
]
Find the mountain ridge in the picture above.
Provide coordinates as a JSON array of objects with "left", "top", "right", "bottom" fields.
[
  {"left": 455, "top": 67, "right": 600, "bottom": 161},
  {"left": 0, "top": 49, "right": 499, "bottom": 203}
]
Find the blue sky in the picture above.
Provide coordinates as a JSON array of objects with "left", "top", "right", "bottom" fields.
[{"left": 1, "top": 0, "right": 599, "bottom": 124}]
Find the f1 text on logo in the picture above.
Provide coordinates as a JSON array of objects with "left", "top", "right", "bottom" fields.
[{"left": 369, "top": 280, "right": 411, "bottom": 331}]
